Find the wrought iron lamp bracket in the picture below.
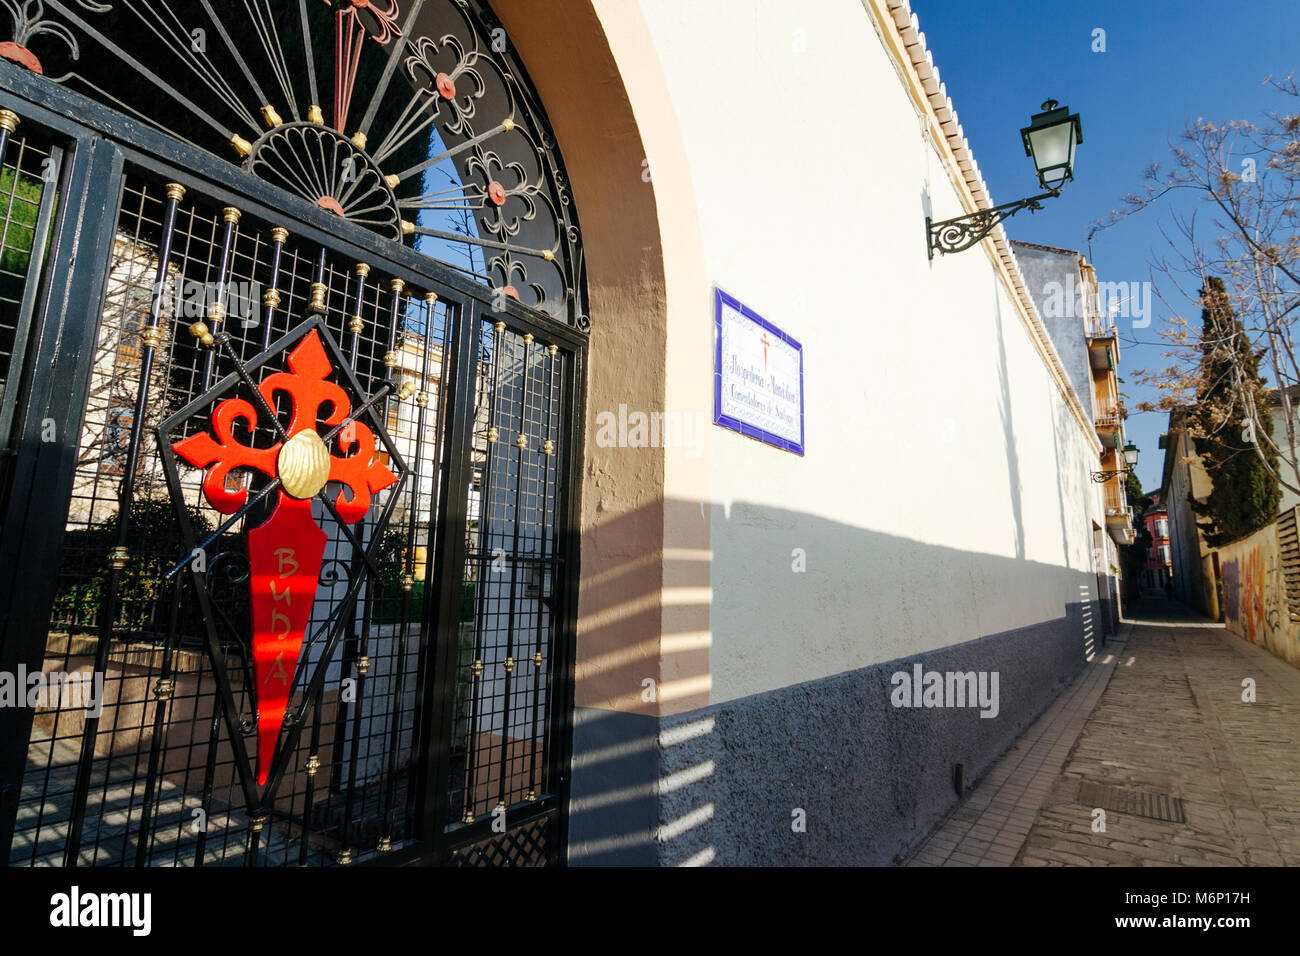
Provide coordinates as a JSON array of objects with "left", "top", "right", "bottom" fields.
[
  {"left": 926, "top": 189, "right": 1060, "bottom": 259},
  {"left": 1091, "top": 468, "right": 1129, "bottom": 483}
]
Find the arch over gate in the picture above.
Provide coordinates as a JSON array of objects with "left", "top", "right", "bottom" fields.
[{"left": 0, "top": 0, "right": 586, "bottom": 866}]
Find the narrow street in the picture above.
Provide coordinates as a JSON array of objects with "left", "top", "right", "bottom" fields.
[{"left": 907, "top": 594, "right": 1300, "bottom": 866}]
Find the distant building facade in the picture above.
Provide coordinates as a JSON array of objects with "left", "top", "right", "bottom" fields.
[
  {"left": 1261, "top": 386, "right": 1300, "bottom": 515},
  {"left": 1160, "top": 411, "right": 1219, "bottom": 617},
  {"left": 1161, "top": 389, "right": 1300, "bottom": 618},
  {"left": 1142, "top": 491, "right": 1171, "bottom": 589},
  {"left": 1013, "top": 240, "right": 1135, "bottom": 631}
]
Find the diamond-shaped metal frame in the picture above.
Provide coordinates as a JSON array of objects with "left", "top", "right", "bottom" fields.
[{"left": 155, "top": 313, "right": 409, "bottom": 816}]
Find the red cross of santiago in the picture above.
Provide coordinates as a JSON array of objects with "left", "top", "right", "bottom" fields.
[{"left": 174, "top": 330, "right": 398, "bottom": 785}]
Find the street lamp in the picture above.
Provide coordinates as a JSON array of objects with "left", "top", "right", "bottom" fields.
[
  {"left": 1021, "top": 99, "right": 1084, "bottom": 190},
  {"left": 1092, "top": 442, "right": 1139, "bottom": 483},
  {"left": 927, "top": 99, "right": 1084, "bottom": 259}
]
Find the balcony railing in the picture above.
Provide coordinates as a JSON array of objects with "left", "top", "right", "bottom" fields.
[
  {"left": 1083, "top": 290, "right": 1119, "bottom": 339},
  {"left": 1094, "top": 405, "right": 1120, "bottom": 429}
]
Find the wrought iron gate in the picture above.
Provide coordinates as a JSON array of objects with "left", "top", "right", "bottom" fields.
[{"left": 0, "top": 0, "right": 584, "bottom": 867}]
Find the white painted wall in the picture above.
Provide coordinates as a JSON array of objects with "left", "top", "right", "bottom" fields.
[{"left": 636, "top": 0, "right": 1105, "bottom": 703}]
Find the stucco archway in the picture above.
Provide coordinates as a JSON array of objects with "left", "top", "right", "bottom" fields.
[{"left": 490, "top": 0, "right": 714, "bottom": 861}]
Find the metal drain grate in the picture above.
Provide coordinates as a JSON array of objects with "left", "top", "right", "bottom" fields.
[{"left": 1078, "top": 782, "right": 1186, "bottom": 823}]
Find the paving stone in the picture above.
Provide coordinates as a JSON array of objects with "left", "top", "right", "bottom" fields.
[
  {"left": 1016, "top": 596, "right": 1300, "bottom": 867},
  {"left": 903, "top": 594, "right": 1300, "bottom": 867}
]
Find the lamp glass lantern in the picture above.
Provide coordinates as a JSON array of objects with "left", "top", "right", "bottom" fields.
[
  {"left": 1020, "top": 100, "right": 1083, "bottom": 192},
  {"left": 1122, "top": 442, "right": 1139, "bottom": 468}
]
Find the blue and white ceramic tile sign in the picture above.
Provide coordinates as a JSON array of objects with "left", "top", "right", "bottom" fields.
[{"left": 713, "top": 288, "right": 804, "bottom": 456}]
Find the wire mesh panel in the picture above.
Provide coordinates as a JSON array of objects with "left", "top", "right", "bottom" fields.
[
  {"left": 444, "top": 318, "right": 566, "bottom": 839},
  {"left": 0, "top": 118, "right": 59, "bottom": 504},
  {"left": 0, "top": 125, "right": 49, "bottom": 394},
  {"left": 9, "top": 170, "right": 457, "bottom": 866}
]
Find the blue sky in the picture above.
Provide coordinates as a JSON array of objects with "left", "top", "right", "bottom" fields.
[{"left": 909, "top": 0, "right": 1300, "bottom": 492}]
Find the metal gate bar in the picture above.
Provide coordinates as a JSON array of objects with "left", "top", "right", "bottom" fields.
[{"left": 0, "top": 86, "right": 581, "bottom": 867}]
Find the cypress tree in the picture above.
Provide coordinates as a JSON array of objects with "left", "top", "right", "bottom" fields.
[{"left": 1189, "top": 276, "right": 1281, "bottom": 546}]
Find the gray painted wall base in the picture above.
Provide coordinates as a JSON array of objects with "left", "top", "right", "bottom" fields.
[{"left": 567, "top": 600, "right": 1100, "bottom": 866}]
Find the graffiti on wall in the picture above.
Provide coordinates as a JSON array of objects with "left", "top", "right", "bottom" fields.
[
  {"left": 1216, "top": 521, "right": 1300, "bottom": 670},
  {"left": 1244, "top": 548, "right": 1264, "bottom": 642},
  {"left": 1221, "top": 544, "right": 1279, "bottom": 645},
  {"left": 1265, "top": 553, "right": 1284, "bottom": 641}
]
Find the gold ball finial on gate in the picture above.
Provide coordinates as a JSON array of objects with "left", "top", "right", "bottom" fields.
[{"left": 188, "top": 321, "right": 215, "bottom": 347}]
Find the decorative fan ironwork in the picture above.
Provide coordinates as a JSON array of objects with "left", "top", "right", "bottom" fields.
[
  {"left": 0, "top": 0, "right": 587, "bottom": 329},
  {"left": 248, "top": 121, "right": 403, "bottom": 235}
]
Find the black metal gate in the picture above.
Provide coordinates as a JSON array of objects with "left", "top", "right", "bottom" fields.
[{"left": 0, "top": 0, "right": 584, "bottom": 867}]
